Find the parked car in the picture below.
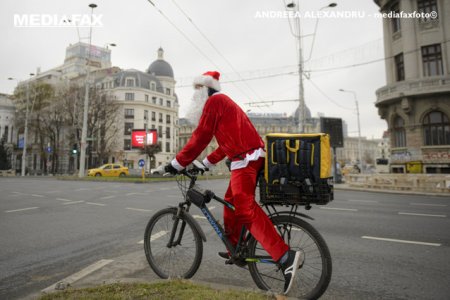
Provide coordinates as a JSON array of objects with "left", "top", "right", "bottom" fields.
[
  {"left": 150, "top": 165, "right": 166, "bottom": 175},
  {"left": 87, "top": 164, "right": 129, "bottom": 177}
]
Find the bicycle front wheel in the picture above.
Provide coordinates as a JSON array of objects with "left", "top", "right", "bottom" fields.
[
  {"left": 144, "top": 207, "right": 203, "bottom": 279},
  {"left": 248, "top": 215, "right": 332, "bottom": 299}
]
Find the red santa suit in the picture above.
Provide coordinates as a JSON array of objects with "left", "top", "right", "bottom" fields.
[{"left": 173, "top": 83, "right": 289, "bottom": 261}]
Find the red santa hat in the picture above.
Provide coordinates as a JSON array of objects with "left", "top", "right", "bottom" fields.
[{"left": 193, "top": 71, "right": 221, "bottom": 91}]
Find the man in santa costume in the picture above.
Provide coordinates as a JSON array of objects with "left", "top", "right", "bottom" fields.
[{"left": 165, "top": 71, "right": 303, "bottom": 294}]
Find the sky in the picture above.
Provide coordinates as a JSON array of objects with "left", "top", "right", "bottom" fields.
[{"left": 0, "top": 0, "right": 388, "bottom": 140}]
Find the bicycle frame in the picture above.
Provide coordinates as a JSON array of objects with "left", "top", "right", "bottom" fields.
[{"left": 171, "top": 170, "right": 277, "bottom": 265}]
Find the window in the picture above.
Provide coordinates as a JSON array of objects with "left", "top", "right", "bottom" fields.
[
  {"left": 125, "top": 93, "right": 134, "bottom": 101},
  {"left": 152, "top": 97, "right": 157, "bottom": 104},
  {"left": 167, "top": 100, "right": 171, "bottom": 108},
  {"left": 159, "top": 113, "right": 163, "bottom": 123},
  {"left": 151, "top": 111, "right": 156, "bottom": 121},
  {"left": 145, "top": 95, "right": 149, "bottom": 103},
  {"left": 166, "top": 142, "right": 170, "bottom": 152},
  {"left": 158, "top": 126, "right": 163, "bottom": 138},
  {"left": 124, "top": 139, "right": 131, "bottom": 150},
  {"left": 166, "top": 88, "right": 171, "bottom": 95},
  {"left": 391, "top": 2, "right": 401, "bottom": 33},
  {"left": 126, "top": 79, "right": 134, "bottom": 87},
  {"left": 124, "top": 109, "right": 134, "bottom": 119},
  {"left": 393, "top": 116, "right": 406, "bottom": 147},
  {"left": 159, "top": 98, "right": 163, "bottom": 106},
  {"left": 422, "top": 44, "right": 443, "bottom": 76},
  {"left": 166, "top": 127, "right": 171, "bottom": 138},
  {"left": 3, "top": 126, "right": 8, "bottom": 142},
  {"left": 124, "top": 122, "right": 134, "bottom": 135},
  {"left": 418, "top": 0, "right": 438, "bottom": 22},
  {"left": 166, "top": 115, "right": 171, "bottom": 124},
  {"left": 144, "top": 110, "right": 148, "bottom": 121},
  {"left": 423, "top": 111, "right": 450, "bottom": 145},
  {"left": 394, "top": 53, "right": 404, "bottom": 81},
  {"left": 113, "top": 165, "right": 121, "bottom": 169},
  {"left": 151, "top": 82, "right": 156, "bottom": 91}
]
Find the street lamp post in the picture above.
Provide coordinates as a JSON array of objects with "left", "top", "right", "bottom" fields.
[
  {"left": 286, "top": 2, "right": 337, "bottom": 133},
  {"left": 339, "top": 89, "right": 362, "bottom": 172},
  {"left": 79, "top": 3, "right": 97, "bottom": 177},
  {"left": 9, "top": 73, "right": 35, "bottom": 176}
]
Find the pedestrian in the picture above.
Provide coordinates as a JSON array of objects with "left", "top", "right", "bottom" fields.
[{"left": 165, "top": 71, "right": 303, "bottom": 294}]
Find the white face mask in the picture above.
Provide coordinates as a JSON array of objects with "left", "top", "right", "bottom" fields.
[{"left": 186, "top": 86, "right": 209, "bottom": 126}]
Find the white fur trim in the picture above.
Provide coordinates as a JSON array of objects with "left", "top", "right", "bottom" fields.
[
  {"left": 230, "top": 148, "right": 266, "bottom": 170},
  {"left": 171, "top": 158, "right": 185, "bottom": 171},
  {"left": 193, "top": 75, "right": 221, "bottom": 91},
  {"left": 202, "top": 157, "right": 215, "bottom": 169}
]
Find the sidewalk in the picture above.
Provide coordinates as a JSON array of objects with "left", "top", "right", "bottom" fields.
[
  {"left": 334, "top": 182, "right": 450, "bottom": 197},
  {"left": 32, "top": 249, "right": 296, "bottom": 300}
]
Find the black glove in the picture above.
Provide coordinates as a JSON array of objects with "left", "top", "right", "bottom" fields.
[
  {"left": 225, "top": 158, "right": 231, "bottom": 172},
  {"left": 192, "top": 160, "right": 209, "bottom": 174},
  {"left": 164, "top": 163, "right": 178, "bottom": 175}
]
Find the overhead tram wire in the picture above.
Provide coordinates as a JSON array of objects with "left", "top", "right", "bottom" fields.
[
  {"left": 171, "top": 0, "right": 263, "bottom": 102},
  {"left": 145, "top": 0, "right": 220, "bottom": 69},
  {"left": 144, "top": 0, "right": 256, "bottom": 105}
]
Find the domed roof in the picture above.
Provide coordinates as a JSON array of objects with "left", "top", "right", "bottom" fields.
[
  {"left": 113, "top": 69, "right": 164, "bottom": 93},
  {"left": 294, "top": 105, "right": 312, "bottom": 122},
  {"left": 147, "top": 48, "right": 174, "bottom": 78}
]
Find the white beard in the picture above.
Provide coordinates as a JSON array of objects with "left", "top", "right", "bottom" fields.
[{"left": 185, "top": 86, "right": 209, "bottom": 126}]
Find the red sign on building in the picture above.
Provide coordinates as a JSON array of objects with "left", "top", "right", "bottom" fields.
[{"left": 131, "top": 129, "right": 158, "bottom": 148}]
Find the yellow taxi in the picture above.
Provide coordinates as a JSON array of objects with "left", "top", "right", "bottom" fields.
[{"left": 87, "top": 164, "right": 129, "bottom": 177}]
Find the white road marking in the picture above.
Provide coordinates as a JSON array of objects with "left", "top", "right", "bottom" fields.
[
  {"left": 209, "top": 206, "right": 216, "bottom": 210},
  {"left": 5, "top": 207, "right": 39, "bottom": 213},
  {"left": 193, "top": 215, "right": 207, "bottom": 219},
  {"left": 42, "top": 259, "right": 114, "bottom": 293},
  {"left": 137, "top": 230, "right": 169, "bottom": 244},
  {"left": 31, "top": 194, "right": 44, "bottom": 198},
  {"left": 126, "top": 207, "right": 152, "bottom": 212},
  {"left": 151, "top": 230, "right": 168, "bottom": 241},
  {"left": 45, "top": 190, "right": 60, "bottom": 194},
  {"left": 398, "top": 212, "right": 446, "bottom": 218},
  {"left": 62, "top": 201, "right": 84, "bottom": 205},
  {"left": 362, "top": 236, "right": 441, "bottom": 247},
  {"left": 319, "top": 207, "right": 358, "bottom": 212},
  {"left": 56, "top": 198, "right": 72, "bottom": 202},
  {"left": 410, "top": 203, "right": 447, "bottom": 207},
  {"left": 347, "top": 199, "right": 378, "bottom": 203},
  {"left": 100, "top": 195, "right": 116, "bottom": 200},
  {"left": 11, "top": 191, "right": 25, "bottom": 195},
  {"left": 86, "top": 202, "right": 106, "bottom": 206}
]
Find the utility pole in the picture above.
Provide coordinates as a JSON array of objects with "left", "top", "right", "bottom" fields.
[{"left": 79, "top": 3, "right": 97, "bottom": 177}]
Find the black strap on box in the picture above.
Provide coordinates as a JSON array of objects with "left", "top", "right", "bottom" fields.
[{"left": 275, "top": 139, "right": 289, "bottom": 185}]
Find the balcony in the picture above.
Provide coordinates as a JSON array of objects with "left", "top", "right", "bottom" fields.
[{"left": 375, "top": 75, "right": 450, "bottom": 105}]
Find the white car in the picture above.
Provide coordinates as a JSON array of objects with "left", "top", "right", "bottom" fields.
[{"left": 150, "top": 165, "right": 166, "bottom": 175}]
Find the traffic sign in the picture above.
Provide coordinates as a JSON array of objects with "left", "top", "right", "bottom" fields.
[{"left": 138, "top": 159, "right": 145, "bottom": 168}]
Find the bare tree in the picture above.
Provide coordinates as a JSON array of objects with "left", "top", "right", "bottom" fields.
[{"left": 140, "top": 143, "right": 162, "bottom": 169}]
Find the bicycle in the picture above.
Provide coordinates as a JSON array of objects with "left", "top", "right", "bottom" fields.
[{"left": 144, "top": 162, "right": 332, "bottom": 299}]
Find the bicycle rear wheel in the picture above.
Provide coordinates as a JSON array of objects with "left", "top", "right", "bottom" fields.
[
  {"left": 144, "top": 207, "right": 203, "bottom": 279},
  {"left": 248, "top": 215, "right": 332, "bottom": 299}
]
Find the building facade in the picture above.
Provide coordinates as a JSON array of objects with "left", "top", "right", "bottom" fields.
[
  {"left": 9, "top": 44, "right": 179, "bottom": 175},
  {"left": 375, "top": 0, "right": 450, "bottom": 173}
]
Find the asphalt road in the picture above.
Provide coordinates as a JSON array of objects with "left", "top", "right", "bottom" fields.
[{"left": 0, "top": 177, "right": 449, "bottom": 299}]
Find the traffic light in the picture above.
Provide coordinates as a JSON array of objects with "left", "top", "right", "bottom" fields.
[{"left": 72, "top": 144, "right": 78, "bottom": 155}]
